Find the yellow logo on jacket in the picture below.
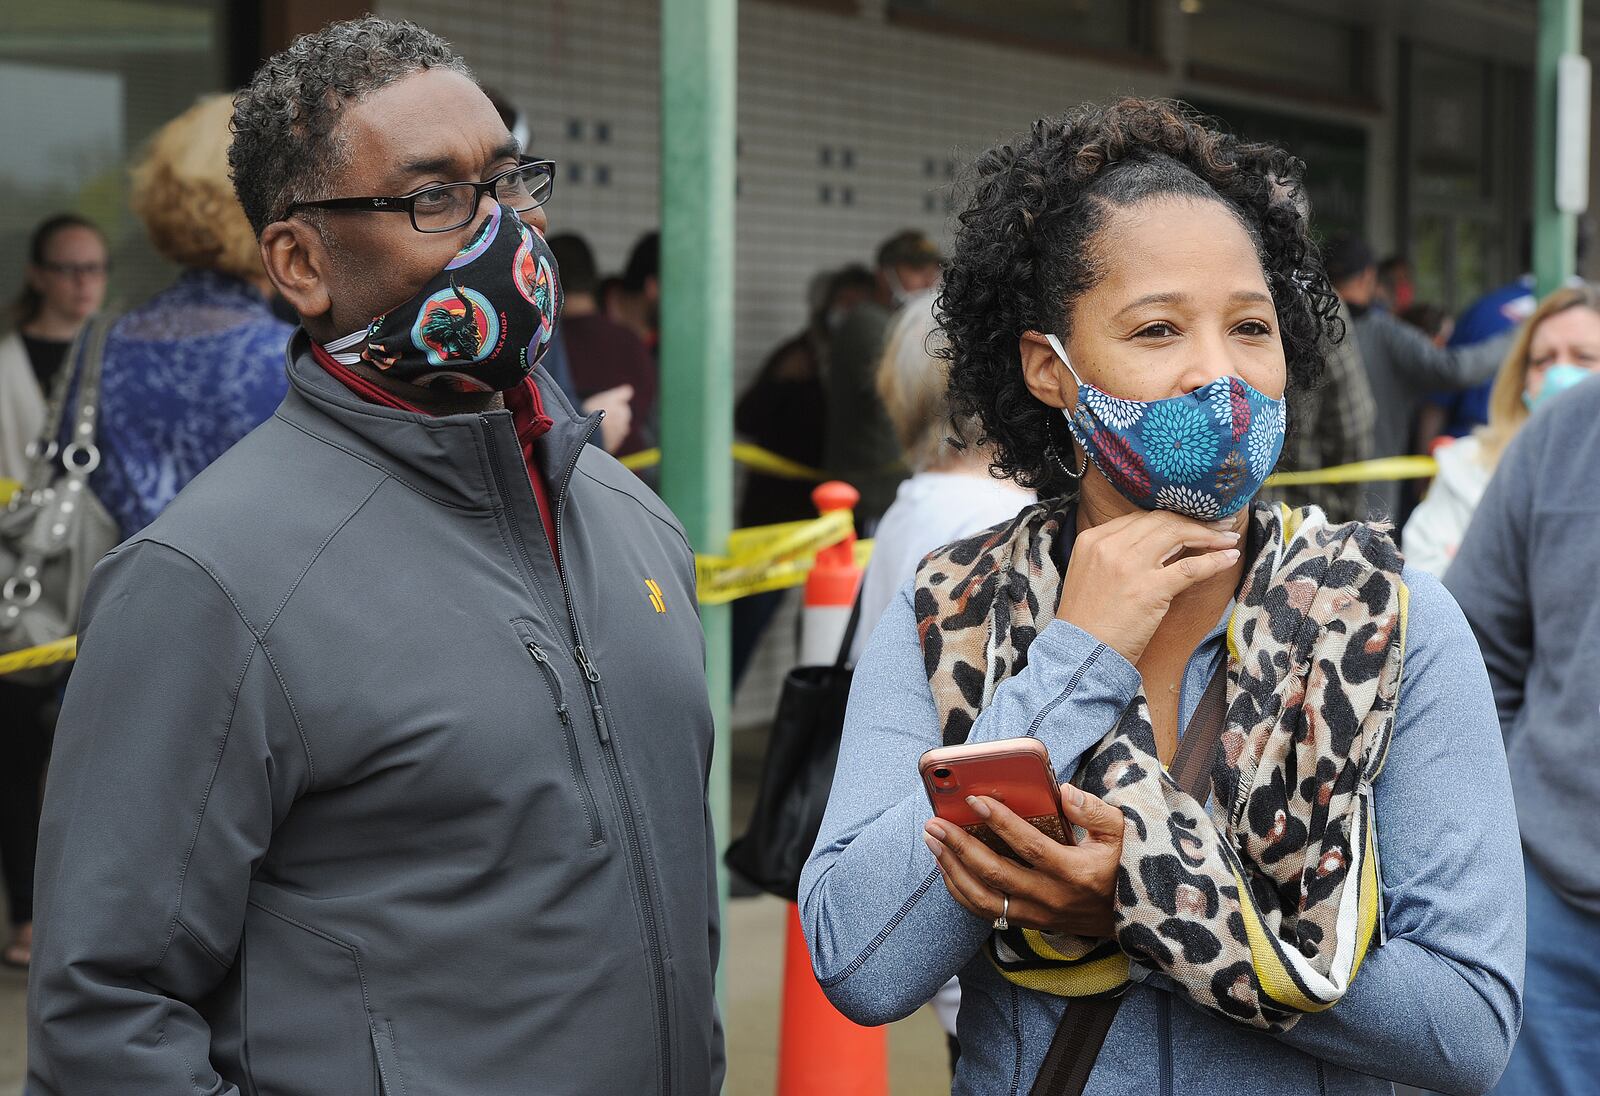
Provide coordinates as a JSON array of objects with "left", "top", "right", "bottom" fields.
[{"left": 645, "top": 578, "right": 666, "bottom": 614}]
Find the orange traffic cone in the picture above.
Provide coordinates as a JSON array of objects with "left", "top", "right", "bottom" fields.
[
  {"left": 798, "top": 481, "right": 863, "bottom": 666},
  {"left": 778, "top": 904, "right": 889, "bottom": 1096},
  {"left": 778, "top": 480, "right": 888, "bottom": 1095}
]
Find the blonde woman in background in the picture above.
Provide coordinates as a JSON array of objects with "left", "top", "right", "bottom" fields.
[
  {"left": 90, "top": 93, "right": 292, "bottom": 539},
  {"left": 846, "top": 288, "right": 1034, "bottom": 1069},
  {"left": 1403, "top": 283, "right": 1600, "bottom": 576},
  {"left": 851, "top": 290, "right": 1035, "bottom": 662}
]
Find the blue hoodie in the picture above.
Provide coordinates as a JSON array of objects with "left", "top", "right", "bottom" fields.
[{"left": 802, "top": 547, "right": 1523, "bottom": 1095}]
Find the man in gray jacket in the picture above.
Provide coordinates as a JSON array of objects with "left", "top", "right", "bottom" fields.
[
  {"left": 28, "top": 17, "right": 722, "bottom": 1095},
  {"left": 1325, "top": 236, "right": 1513, "bottom": 519}
]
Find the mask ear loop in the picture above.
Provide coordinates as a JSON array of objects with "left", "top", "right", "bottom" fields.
[
  {"left": 1043, "top": 333, "right": 1086, "bottom": 386},
  {"left": 1041, "top": 333, "right": 1087, "bottom": 480}
]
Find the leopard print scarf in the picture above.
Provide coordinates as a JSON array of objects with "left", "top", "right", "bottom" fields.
[{"left": 914, "top": 500, "right": 1406, "bottom": 1031}]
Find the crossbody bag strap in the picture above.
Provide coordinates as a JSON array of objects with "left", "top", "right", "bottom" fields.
[
  {"left": 831, "top": 584, "right": 867, "bottom": 670},
  {"left": 1028, "top": 660, "right": 1230, "bottom": 1096},
  {"left": 18, "top": 316, "right": 111, "bottom": 495}
]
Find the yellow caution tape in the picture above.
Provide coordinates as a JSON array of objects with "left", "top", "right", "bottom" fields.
[
  {"left": 697, "top": 540, "right": 873, "bottom": 606},
  {"left": 1264, "top": 455, "right": 1438, "bottom": 488},
  {"left": 621, "top": 443, "right": 825, "bottom": 482},
  {"left": 0, "top": 636, "right": 76, "bottom": 677},
  {"left": 696, "top": 510, "right": 856, "bottom": 604},
  {"left": 0, "top": 455, "right": 1448, "bottom": 675}
]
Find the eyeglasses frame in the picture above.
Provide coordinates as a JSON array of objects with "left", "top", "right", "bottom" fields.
[{"left": 282, "top": 159, "right": 557, "bottom": 233}]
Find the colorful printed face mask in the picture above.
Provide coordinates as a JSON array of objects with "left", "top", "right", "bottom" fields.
[
  {"left": 351, "top": 203, "right": 561, "bottom": 393},
  {"left": 1044, "top": 333, "right": 1286, "bottom": 519},
  {"left": 1523, "top": 362, "right": 1592, "bottom": 412}
]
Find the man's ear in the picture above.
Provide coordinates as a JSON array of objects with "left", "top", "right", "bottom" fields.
[
  {"left": 260, "top": 219, "right": 331, "bottom": 325},
  {"left": 1019, "top": 330, "right": 1076, "bottom": 410}
]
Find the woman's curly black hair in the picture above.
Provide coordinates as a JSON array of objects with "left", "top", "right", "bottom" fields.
[{"left": 937, "top": 98, "right": 1342, "bottom": 498}]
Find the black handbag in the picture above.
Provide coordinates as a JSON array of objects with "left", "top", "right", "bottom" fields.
[{"left": 725, "top": 594, "right": 864, "bottom": 901}]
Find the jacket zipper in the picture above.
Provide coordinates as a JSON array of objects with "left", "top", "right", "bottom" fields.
[
  {"left": 483, "top": 412, "right": 674, "bottom": 1095},
  {"left": 1157, "top": 993, "right": 1173, "bottom": 1096},
  {"left": 526, "top": 642, "right": 602, "bottom": 845}
]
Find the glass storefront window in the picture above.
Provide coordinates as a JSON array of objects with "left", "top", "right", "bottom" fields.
[
  {"left": 1184, "top": 0, "right": 1370, "bottom": 104},
  {"left": 887, "top": 0, "right": 1157, "bottom": 58},
  {"left": 1, "top": 1, "right": 232, "bottom": 317}
]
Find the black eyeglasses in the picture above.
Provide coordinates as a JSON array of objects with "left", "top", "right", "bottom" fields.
[{"left": 284, "top": 160, "right": 556, "bottom": 233}]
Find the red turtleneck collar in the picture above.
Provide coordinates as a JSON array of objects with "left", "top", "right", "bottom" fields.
[{"left": 311, "top": 342, "right": 559, "bottom": 566}]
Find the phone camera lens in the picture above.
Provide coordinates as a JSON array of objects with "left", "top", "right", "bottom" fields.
[{"left": 933, "top": 767, "right": 952, "bottom": 780}]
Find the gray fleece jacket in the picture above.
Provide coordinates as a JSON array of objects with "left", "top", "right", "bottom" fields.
[
  {"left": 1446, "top": 372, "right": 1600, "bottom": 917},
  {"left": 802, "top": 549, "right": 1523, "bottom": 1095},
  {"left": 28, "top": 332, "right": 724, "bottom": 1095}
]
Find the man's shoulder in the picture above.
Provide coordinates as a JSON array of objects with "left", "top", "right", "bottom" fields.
[
  {"left": 131, "top": 414, "right": 392, "bottom": 607},
  {"left": 572, "top": 443, "right": 692, "bottom": 557}
]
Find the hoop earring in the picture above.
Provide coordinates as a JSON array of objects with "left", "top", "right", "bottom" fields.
[{"left": 1045, "top": 441, "right": 1085, "bottom": 481}]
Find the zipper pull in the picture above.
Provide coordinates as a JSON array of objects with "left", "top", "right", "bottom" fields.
[
  {"left": 574, "top": 644, "right": 601, "bottom": 684},
  {"left": 527, "top": 642, "right": 549, "bottom": 664}
]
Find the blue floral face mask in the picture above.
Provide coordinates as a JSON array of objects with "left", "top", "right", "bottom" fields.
[{"left": 1044, "top": 334, "right": 1286, "bottom": 519}]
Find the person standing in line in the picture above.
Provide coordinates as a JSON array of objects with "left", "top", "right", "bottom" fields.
[
  {"left": 1324, "top": 236, "right": 1513, "bottom": 522},
  {"left": 846, "top": 288, "right": 1034, "bottom": 1069},
  {"left": 729, "top": 264, "right": 875, "bottom": 688},
  {"left": 1445, "top": 340, "right": 1600, "bottom": 1096},
  {"left": 802, "top": 99, "right": 1521, "bottom": 1096},
  {"left": 1260, "top": 293, "right": 1376, "bottom": 524},
  {"left": 1423, "top": 275, "right": 1539, "bottom": 444},
  {"left": 1405, "top": 284, "right": 1600, "bottom": 577},
  {"left": 92, "top": 94, "right": 293, "bottom": 539},
  {"left": 0, "top": 213, "right": 109, "bottom": 971},
  {"left": 28, "top": 17, "right": 722, "bottom": 1094},
  {"left": 548, "top": 233, "right": 653, "bottom": 456},
  {"left": 849, "top": 289, "right": 1035, "bottom": 662},
  {"left": 823, "top": 229, "right": 943, "bottom": 530},
  {"left": 609, "top": 230, "right": 661, "bottom": 352},
  {"left": 1, "top": 215, "right": 109, "bottom": 484}
]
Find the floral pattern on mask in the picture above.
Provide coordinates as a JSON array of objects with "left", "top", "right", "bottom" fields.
[{"left": 1046, "top": 333, "right": 1286, "bottom": 519}]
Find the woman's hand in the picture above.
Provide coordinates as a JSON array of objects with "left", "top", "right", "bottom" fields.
[
  {"left": 923, "top": 784, "right": 1126, "bottom": 938},
  {"left": 1057, "top": 511, "right": 1240, "bottom": 664}
]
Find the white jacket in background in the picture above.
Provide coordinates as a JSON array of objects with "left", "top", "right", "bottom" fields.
[
  {"left": 0, "top": 332, "right": 47, "bottom": 484},
  {"left": 1402, "top": 435, "right": 1495, "bottom": 578}
]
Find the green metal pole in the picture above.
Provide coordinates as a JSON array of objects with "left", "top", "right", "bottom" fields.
[
  {"left": 659, "top": 0, "right": 736, "bottom": 1003},
  {"left": 1534, "top": 0, "right": 1583, "bottom": 297}
]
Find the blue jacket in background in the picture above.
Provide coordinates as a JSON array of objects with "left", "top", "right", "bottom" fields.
[
  {"left": 93, "top": 269, "right": 292, "bottom": 538},
  {"left": 802, "top": 534, "right": 1524, "bottom": 1095},
  {"left": 1430, "top": 276, "right": 1537, "bottom": 438}
]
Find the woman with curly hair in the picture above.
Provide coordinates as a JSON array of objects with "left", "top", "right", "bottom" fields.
[{"left": 800, "top": 99, "right": 1523, "bottom": 1095}]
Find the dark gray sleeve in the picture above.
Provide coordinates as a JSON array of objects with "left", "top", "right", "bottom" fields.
[
  {"left": 1373, "top": 313, "right": 1514, "bottom": 392},
  {"left": 27, "top": 541, "right": 311, "bottom": 1096},
  {"left": 1444, "top": 425, "right": 1538, "bottom": 737}
]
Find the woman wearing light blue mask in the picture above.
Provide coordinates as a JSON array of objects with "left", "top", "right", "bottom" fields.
[
  {"left": 1404, "top": 284, "right": 1600, "bottom": 577},
  {"left": 801, "top": 99, "right": 1523, "bottom": 1096}
]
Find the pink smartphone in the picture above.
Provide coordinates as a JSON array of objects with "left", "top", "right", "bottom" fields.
[{"left": 919, "top": 737, "right": 1072, "bottom": 862}]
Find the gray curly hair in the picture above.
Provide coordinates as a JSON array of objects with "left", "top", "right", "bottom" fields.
[{"left": 229, "top": 16, "right": 474, "bottom": 235}]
